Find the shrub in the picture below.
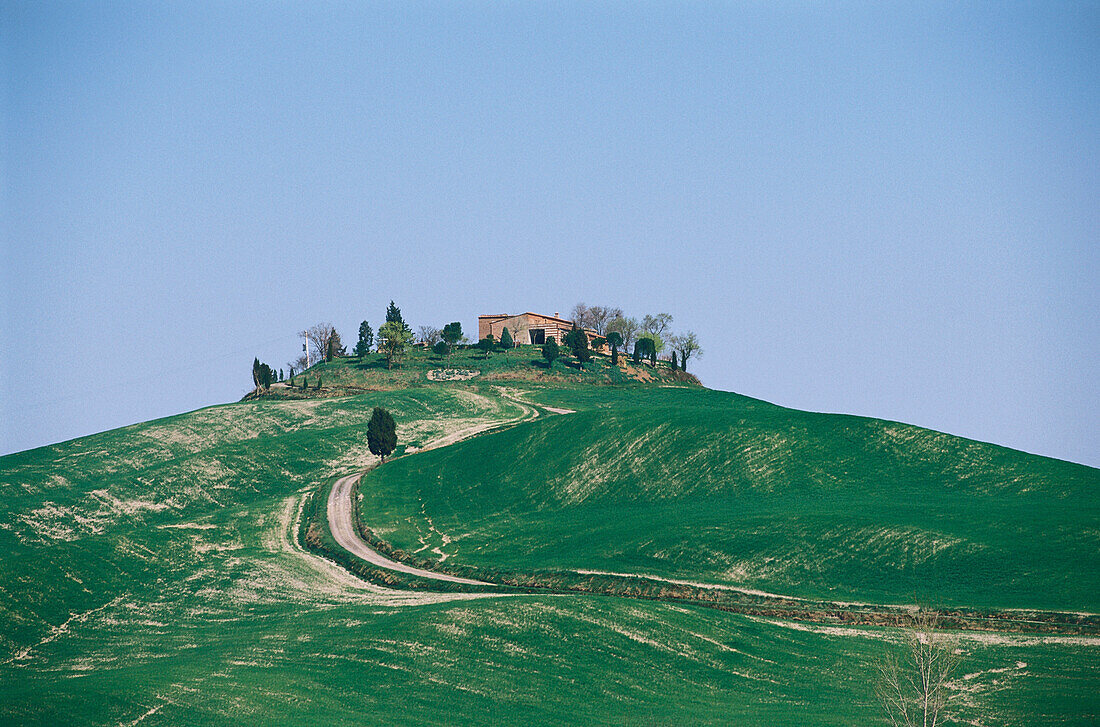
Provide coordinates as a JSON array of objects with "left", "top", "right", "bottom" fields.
[{"left": 542, "top": 338, "right": 560, "bottom": 367}]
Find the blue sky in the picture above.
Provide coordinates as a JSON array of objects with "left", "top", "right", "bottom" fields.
[{"left": 2, "top": 2, "right": 1097, "bottom": 466}]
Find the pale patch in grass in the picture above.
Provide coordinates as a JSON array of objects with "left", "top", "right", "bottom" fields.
[{"left": 426, "top": 369, "right": 480, "bottom": 381}]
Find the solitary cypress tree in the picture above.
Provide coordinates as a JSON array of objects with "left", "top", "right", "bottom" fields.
[
  {"left": 670, "top": 351, "right": 677, "bottom": 370},
  {"left": 499, "top": 327, "right": 514, "bottom": 349},
  {"left": 367, "top": 407, "right": 397, "bottom": 462}
]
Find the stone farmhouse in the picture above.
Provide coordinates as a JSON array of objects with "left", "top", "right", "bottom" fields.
[{"left": 478, "top": 312, "right": 608, "bottom": 352}]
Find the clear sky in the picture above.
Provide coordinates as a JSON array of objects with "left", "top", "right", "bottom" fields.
[{"left": 2, "top": 2, "right": 1097, "bottom": 466}]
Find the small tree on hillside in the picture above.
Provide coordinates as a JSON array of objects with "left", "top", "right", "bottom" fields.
[
  {"left": 252, "top": 358, "right": 261, "bottom": 389},
  {"left": 606, "top": 331, "right": 623, "bottom": 365},
  {"left": 385, "top": 301, "right": 406, "bottom": 327},
  {"left": 478, "top": 334, "right": 496, "bottom": 358},
  {"left": 638, "top": 332, "right": 662, "bottom": 366},
  {"left": 301, "top": 323, "right": 338, "bottom": 365},
  {"left": 379, "top": 320, "right": 413, "bottom": 369},
  {"left": 418, "top": 325, "right": 442, "bottom": 347},
  {"left": 607, "top": 316, "right": 639, "bottom": 355},
  {"left": 634, "top": 337, "right": 656, "bottom": 365},
  {"left": 586, "top": 305, "right": 622, "bottom": 335},
  {"left": 258, "top": 362, "right": 273, "bottom": 389},
  {"left": 499, "top": 327, "right": 514, "bottom": 350},
  {"left": 367, "top": 407, "right": 398, "bottom": 462},
  {"left": 441, "top": 322, "right": 463, "bottom": 357},
  {"left": 642, "top": 313, "right": 673, "bottom": 338},
  {"left": 542, "top": 338, "right": 560, "bottom": 368},
  {"left": 563, "top": 325, "right": 591, "bottom": 365},
  {"left": 670, "top": 351, "right": 677, "bottom": 370},
  {"left": 875, "top": 611, "right": 960, "bottom": 727},
  {"left": 432, "top": 340, "right": 449, "bottom": 357},
  {"left": 354, "top": 321, "right": 374, "bottom": 358}
]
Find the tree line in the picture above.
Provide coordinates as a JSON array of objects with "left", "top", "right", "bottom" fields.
[{"left": 570, "top": 302, "right": 702, "bottom": 372}]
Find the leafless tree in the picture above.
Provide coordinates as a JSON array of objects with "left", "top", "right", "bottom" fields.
[
  {"left": 289, "top": 354, "right": 309, "bottom": 374},
  {"left": 300, "top": 323, "right": 337, "bottom": 366},
  {"left": 607, "top": 316, "right": 639, "bottom": 354},
  {"left": 876, "top": 610, "right": 960, "bottom": 727},
  {"left": 570, "top": 302, "right": 590, "bottom": 329},
  {"left": 641, "top": 313, "right": 673, "bottom": 338},
  {"left": 418, "top": 326, "right": 441, "bottom": 347},
  {"left": 586, "top": 306, "right": 623, "bottom": 336}
]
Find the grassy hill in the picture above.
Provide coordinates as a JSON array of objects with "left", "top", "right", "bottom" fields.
[
  {"left": 1, "top": 361, "right": 1097, "bottom": 725},
  {"left": 362, "top": 385, "right": 1099, "bottom": 613}
]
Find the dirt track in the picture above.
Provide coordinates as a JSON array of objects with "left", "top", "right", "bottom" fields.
[
  {"left": 327, "top": 473, "right": 493, "bottom": 586},
  {"left": 325, "top": 389, "right": 542, "bottom": 587}
]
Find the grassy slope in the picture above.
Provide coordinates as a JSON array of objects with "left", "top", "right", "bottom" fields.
[
  {"left": 364, "top": 386, "right": 1100, "bottom": 613},
  {"left": 1, "top": 356, "right": 1097, "bottom": 725}
]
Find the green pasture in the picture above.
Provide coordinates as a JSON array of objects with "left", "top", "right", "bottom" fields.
[
  {"left": 363, "top": 386, "right": 1100, "bottom": 613},
  {"left": 1, "top": 373, "right": 1097, "bottom": 724}
]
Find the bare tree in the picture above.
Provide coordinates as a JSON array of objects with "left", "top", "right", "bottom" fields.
[
  {"left": 570, "top": 302, "right": 590, "bottom": 329},
  {"left": 669, "top": 331, "right": 702, "bottom": 372},
  {"left": 641, "top": 313, "right": 673, "bottom": 338},
  {"left": 300, "top": 323, "right": 337, "bottom": 365},
  {"left": 586, "top": 306, "right": 623, "bottom": 336},
  {"left": 607, "top": 316, "right": 639, "bottom": 354},
  {"left": 876, "top": 611, "right": 960, "bottom": 727},
  {"left": 418, "top": 326, "right": 442, "bottom": 347}
]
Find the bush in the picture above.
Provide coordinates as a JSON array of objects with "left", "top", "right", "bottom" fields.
[
  {"left": 563, "top": 326, "right": 591, "bottom": 364},
  {"left": 433, "top": 341, "right": 449, "bottom": 357},
  {"left": 542, "top": 338, "right": 560, "bottom": 367}
]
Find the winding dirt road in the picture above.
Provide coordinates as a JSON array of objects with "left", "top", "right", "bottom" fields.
[
  {"left": 325, "top": 389, "right": 544, "bottom": 587},
  {"left": 327, "top": 473, "right": 493, "bottom": 585}
]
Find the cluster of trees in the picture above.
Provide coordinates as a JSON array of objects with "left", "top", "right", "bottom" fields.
[
  {"left": 571, "top": 302, "right": 703, "bottom": 373},
  {"left": 474, "top": 325, "right": 518, "bottom": 358},
  {"left": 278, "top": 300, "right": 703, "bottom": 384},
  {"left": 251, "top": 358, "right": 282, "bottom": 390}
]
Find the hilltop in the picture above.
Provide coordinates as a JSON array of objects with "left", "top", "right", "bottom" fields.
[
  {"left": 245, "top": 343, "right": 700, "bottom": 400},
  {"left": 1, "top": 357, "right": 1097, "bottom": 725}
]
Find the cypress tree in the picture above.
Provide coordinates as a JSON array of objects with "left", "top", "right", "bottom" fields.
[{"left": 367, "top": 407, "right": 398, "bottom": 462}]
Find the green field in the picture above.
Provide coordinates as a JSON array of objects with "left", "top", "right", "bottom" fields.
[
  {"left": 1, "top": 353, "right": 1097, "bottom": 725},
  {"left": 364, "top": 385, "right": 1099, "bottom": 613}
]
